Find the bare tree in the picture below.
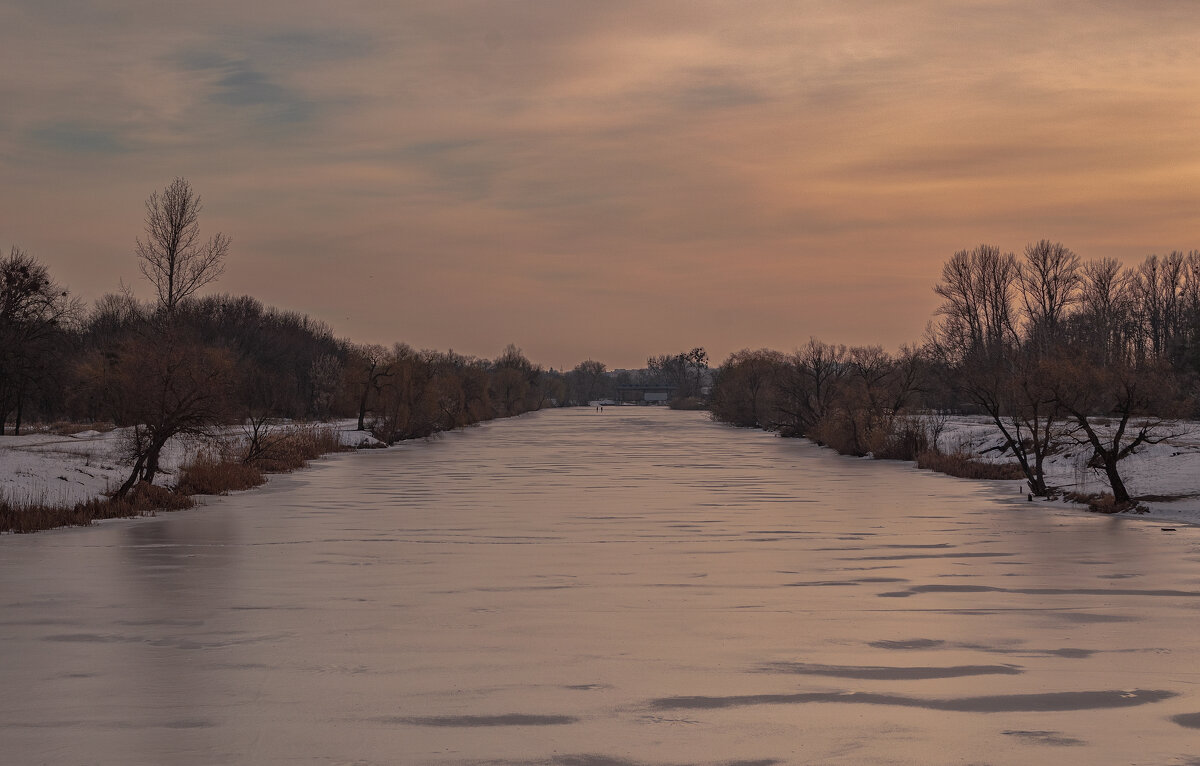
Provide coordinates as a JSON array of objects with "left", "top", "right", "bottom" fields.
[
  {"left": 773, "top": 338, "right": 849, "bottom": 438},
  {"left": 136, "top": 177, "right": 230, "bottom": 313},
  {"left": 839, "top": 345, "right": 924, "bottom": 456},
  {"left": 1183, "top": 251, "right": 1200, "bottom": 372},
  {"left": 1075, "top": 257, "right": 1136, "bottom": 366},
  {"left": 646, "top": 352, "right": 691, "bottom": 395},
  {"left": 953, "top": 347, "right": 1061, "bottom": 496},
  {"left": 568, "top": 359, "right": 608, "bottom": 405},
  {"left": 0, "top": 247, "right": 81, "bottom": 433},
  {"left": 107, "top": 333, "right": 235, "bottom": 498},
  {"left": 348, "top": 343, "right": 393, "bottom": 430},
  {"left": 491, "top": 344, "right": 538, "bottom": 416},
  {"left": 1018, "top": 240, "right": 1080, "bottom": 352},
  {"left": 1133, "top": 252, "right": 1187, "bottom": 361},
  {"left": 710, "top": 349, "right": 785, "bottom": 428},
  {"left": 931, "top": 245, "right": 1065, "bottom": 494},
  {"left": 932, "top": 244, "right": 1020, "bottom": 360},
  {"left": 687, "top": 347, "right": 709, "bottom": 399},
  {"left": 1047, "top": 355, "right": 1184, "bottom": 504},
  {"left": 308, "top": 353, "right": 343, "bottom": 420}
]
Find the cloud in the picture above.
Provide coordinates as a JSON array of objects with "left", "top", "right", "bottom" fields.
[
  {"left": 211, "top": 66, "right": 312, "bottom": 123},
  {"left": 28, "top": 122, "right": 130, "bottom": 154},
  {"left": 6, "top": 1, "right": 1200, "bottom": 366},
  {"left": 168, "top": 51, "right": 314, "bottom": 125}
]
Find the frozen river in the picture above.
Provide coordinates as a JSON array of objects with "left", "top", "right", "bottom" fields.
[{"left": 4, "top": 408, "right": 1200, "bottom": 765}]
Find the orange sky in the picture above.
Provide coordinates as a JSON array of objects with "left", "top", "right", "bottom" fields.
[{"left": 4, "top": 1, "right": 1200, "bottom": 368}]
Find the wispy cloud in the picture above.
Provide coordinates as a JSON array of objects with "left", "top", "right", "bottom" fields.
[
  {"left": 169, "top": 51, "right": 314, "bottom": 125},
  {"left": 28, "top": 122, "right": 130, "bottom": 154}
]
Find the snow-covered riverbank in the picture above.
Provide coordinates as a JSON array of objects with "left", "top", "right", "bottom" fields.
[
  {"left": 936, "top": 416, "right": 1200, "bottom": 526},
  {"left": 0, "top": 422, "right": 380, "bottom": 509},
  {"left": 4, "top": 413, "right": 1200, "bottom": 527}
]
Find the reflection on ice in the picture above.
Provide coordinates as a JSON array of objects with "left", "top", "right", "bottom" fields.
[
  {"left": 390, "top": 714, "right": 579, "bottom": 727},
  {"left": 648, "top": 689, "right": 1177, "bottom": 712},
  {"left": 1002, "top": 730, "right": 1085, "bottom": 746},
  {"left": 757, "top": 661, "right": 1023, "bottom": 680}
]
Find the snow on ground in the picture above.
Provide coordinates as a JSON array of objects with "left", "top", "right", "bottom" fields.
[
  {"left": 937, "top": 415, "right": 1200, "bottom": 525},
  {"left": 0, "top": 420, "right": 381, "bottom": 508},
  {"left": 3, "top": 413, "right": 1198, "bottom": 527},
  {"left": 0, "top": 431, "right": 131, "bottom": 507}
]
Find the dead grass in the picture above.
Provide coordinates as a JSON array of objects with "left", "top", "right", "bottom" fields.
[
  {"left": 176, "top": 426, "right": 345, "bottom": 495},
  {"left": 0, "top": 482, "right": 193, "bottom": 534},
  {"left": 916, "top": 450, "right": 1026, "bottom": 481},
  {"left": 246, "top": 425, "right": 346, "bottom": 473},
  {"left": 176, "top": 453, "right": 265, "bottom": 496}
]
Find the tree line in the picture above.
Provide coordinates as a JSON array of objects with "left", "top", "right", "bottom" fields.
[
  {"left": 9, "top": 180, "right": 1196, "bottom": 509},
  {"left": 0, "top": 179, "right": 573, "bottom": 500},
  {"left": 710, "top": 241, "right": 1199, "bottom": 506}
]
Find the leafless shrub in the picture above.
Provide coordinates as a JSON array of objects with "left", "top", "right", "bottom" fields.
[{"left": 921, "top": 411, "right": 950, "bottom": 454}]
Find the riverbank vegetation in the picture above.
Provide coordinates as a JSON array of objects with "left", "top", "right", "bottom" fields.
[
  {"left": 710, "top": 241, "right": 1199, "bottom": 509},
  {"left": 0, "top": 424, "right": 345, "bottom": 533},
  {"left": 0, "top": 179, "right": 569, "bottom": 532},
  {"left": 5, "top": 177, "right": 1199, "bottom": 528}
]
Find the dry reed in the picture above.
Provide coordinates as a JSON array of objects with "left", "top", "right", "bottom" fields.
[{"left": 916, "top": 450, "right": 1026, "bottom": 481}]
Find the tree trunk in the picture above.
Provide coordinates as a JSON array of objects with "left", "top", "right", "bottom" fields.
[
  {"left": 987, "top": 412, "right": 1042, "bottom": 496},
  {"left": 1099, "top": 452, "right": 1132, "bottom": 503},
  {"left": 1030, "top": 452, "right": 1047, "bottom": 496},
  {"left": 358, "top": 385, "right": 370, "bottom": 431},
  {"left": 141, "top": 435, "right": 170, "bottom": 485},
  {"left": 115, "top": 453, "right": 148, "bottom": 499},
  {"left": 1068, "top": 409, "right": 1134, "bottom": 504}
]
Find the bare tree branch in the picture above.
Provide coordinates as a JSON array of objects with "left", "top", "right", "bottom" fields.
[{"left": 136, "top": 177, "right": 229, "bottom": 313}]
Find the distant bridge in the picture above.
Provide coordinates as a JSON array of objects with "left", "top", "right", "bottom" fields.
[{"left": 615, "top": 385, "right": 677, "bottom": 404}]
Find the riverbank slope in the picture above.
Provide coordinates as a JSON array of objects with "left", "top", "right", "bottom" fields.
[{"left": 929, "top": 416, "right": 1200, "bottom": 525}]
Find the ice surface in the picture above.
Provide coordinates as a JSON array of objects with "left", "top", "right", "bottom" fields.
[{"left": 3, "top": 409, "right": 1200, "bottom": 764}]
